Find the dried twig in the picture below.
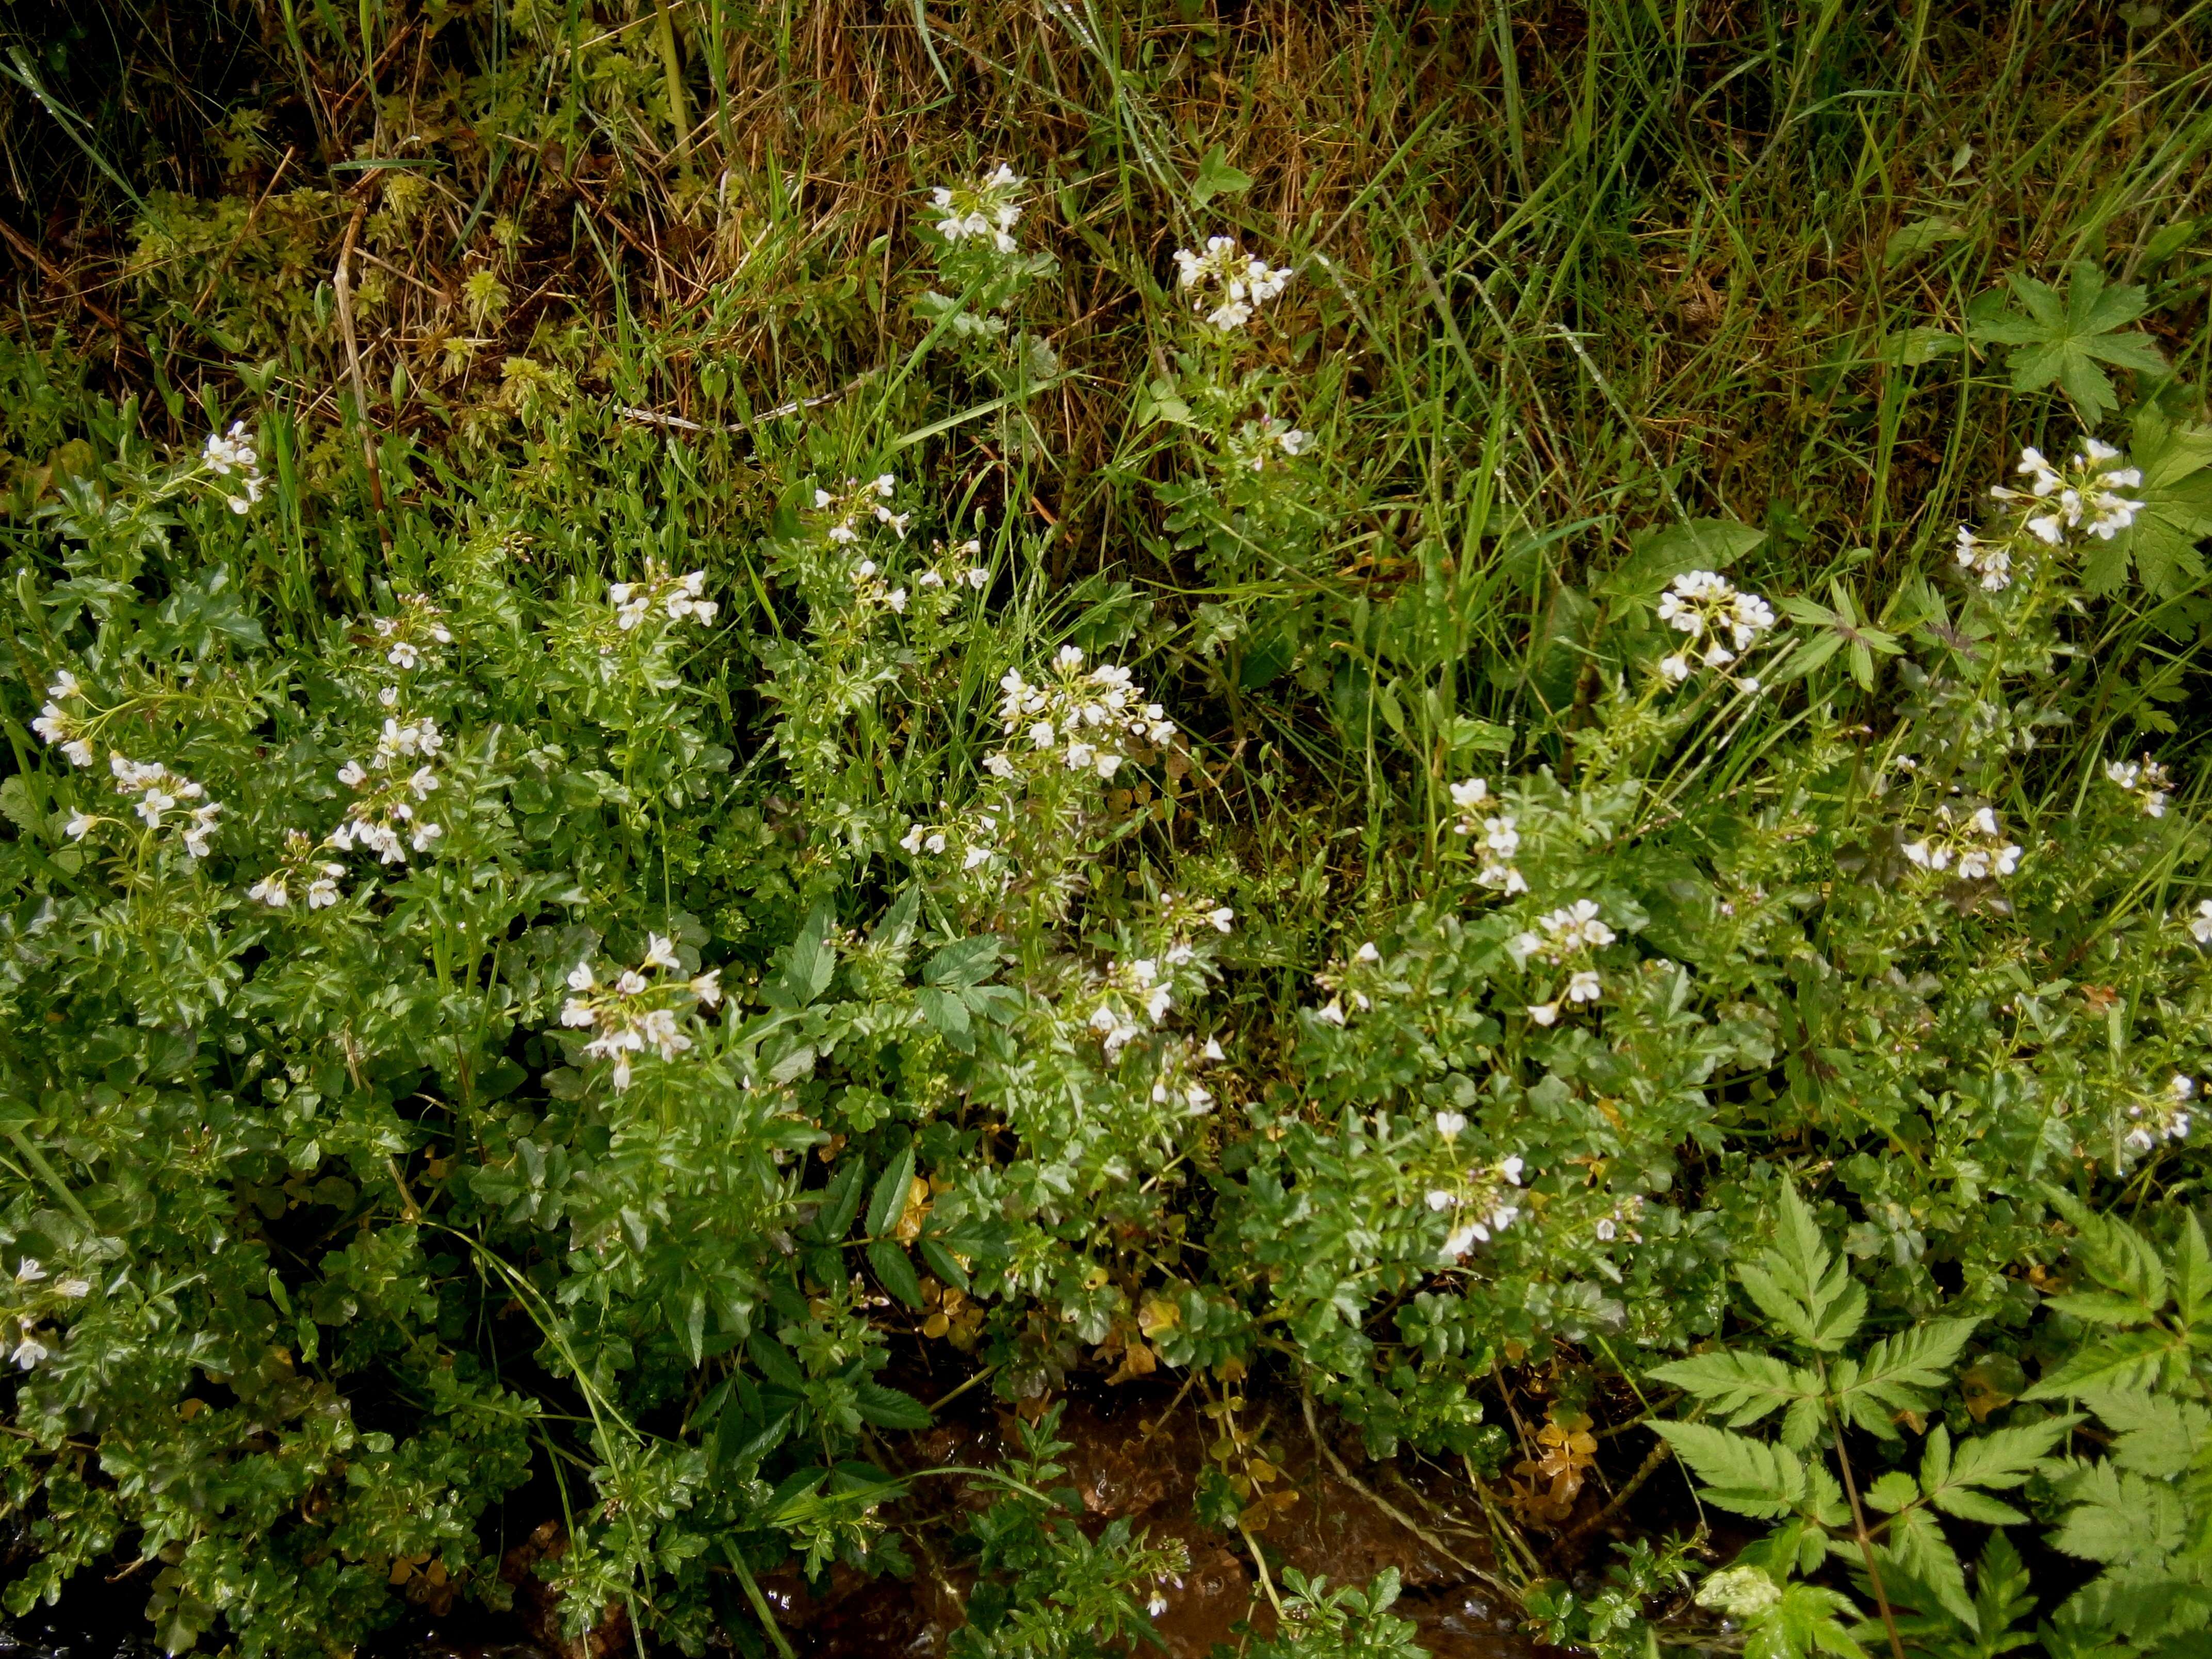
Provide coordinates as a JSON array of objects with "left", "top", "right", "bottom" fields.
[{"left": 1299, "top": 1389, "right": 1518, "bottom": 1598}]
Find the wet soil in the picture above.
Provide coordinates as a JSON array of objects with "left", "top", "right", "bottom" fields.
[
  {"left": 734, "top": 1380, "right": 1547, "bottom": 1658},
  {"left": 5, "top": 1381, "right": 1560, "bottom": 1659}
]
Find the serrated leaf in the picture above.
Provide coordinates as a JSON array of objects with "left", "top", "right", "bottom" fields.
[
  {"left": 1833, "top": 1319, "right": 1978, "bottom": 1436},
  {"left": 2079, "top": 1386, "right": 2208, "bottom": 1477},
  {"left": 923, "top": 934, "right": 1001, "bottom": 990},
  {"left": 1653, "top": 1421, "right": 1807, "bottom": 1518},
  {"left": 866, "top": 1237, "right": 926, "bottom": 1310},
  {"left": 1967, "top": 265, "right": 2167, "bottom": 424},
  {"left": 1885, "top": 1506, "right": 1976, "bottom": 1629},
  {"left": 2024, "top": 1329, "right": 2182, "bottom": 1398},
  {"left": 1647, "top": 1350, "right": 1818, "bottom": 1426},
  {"left": 853, "top": 1380, "right": 932, "bottom": 1430},
  {"left": 866, "top": 1145, "right": 917, "bottom": 1238},
  {"left": 1864, "top": 1470, "right": 1920, "bottom": 1512},
  {"left": 2048, "top": 1461, "right": 2187, "bottom": 1566}
]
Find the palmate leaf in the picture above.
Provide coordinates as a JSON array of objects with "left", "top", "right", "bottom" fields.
[
  {"left": 2081, "top": 408, "right": 2212, "bottom": 598},
  {"left": 1653, "top": 1421, "right": 1808, "bottom": 1519},
  {"left": 1967, "top": 264, "right": 2169, "bottom": 424}
]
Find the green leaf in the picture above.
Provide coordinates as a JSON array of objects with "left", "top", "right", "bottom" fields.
[
  {"left": 866, "top": 1145, "right": 917, "bottom": 1238},
  {"left": 2024, "top": 1329, "right": 2183, "bottom": 1399},
  {"left": 2098, "top": 406, "right": 2212, "bottom": 599},
  {"left": 815, "top": 1158, "right": 867, "bottom": 1242},
  {"left": 1736, "top": 1184, "right": 1865, "bottom": 1353},
  {"left": 1883, "top": 1506, "right": 1976, "bottom": 1630},
  {"left": 1653, "top": 1421, "right": 1807, "bottom": 1518},
  {"left": 1966, "top": 264, "right": 2167, "bottom": 424},
  {"left": 1885, "top": 215, "right": 1969, "bottom": 268},
  {"left": 1831, "top": 1318, "right": 1978, "bottom": 1437},
  {"left": 765, "top": 902, "right": 837, "bottom": 1010},
  {"left": 867, "top": 1237, "right": 926, "bottom": 1310},
  {"left": 1647, "top": 1350, "right": 1819, "bottom": 1427},
  {"left": 853, "top": 1380, "right": 933, "bottom": 1430},
  {"left": 923, "top": 934, "right": 1001, "bottom": 990},
  {"left": 1603, "top": 518, "right": 1766, "bottom": 603},
  {"left": 2079, "top": 1386, "right": 2209, "bottom": 1477},
  {"left": 1190, "top": 144, "right": 1254, "bottom": 206}
]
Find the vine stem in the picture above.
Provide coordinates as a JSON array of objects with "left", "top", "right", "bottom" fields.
[{"left": 1819, "top": 1359, "right": 1908, "bottom": 1659}]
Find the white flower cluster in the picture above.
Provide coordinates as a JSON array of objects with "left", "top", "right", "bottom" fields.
[
  {"left": 1654, "top": 571, "right": 1778, "bottom": 688},
  {"left": 2122, "top": 1073, "right": 2195, "bottom": 1158},
  {"left": 1959, "top": 439, "right": 2146, "bottom": 591},
  {"left": 2105, "top": 755, "right": 2172, "bottom": 819},
  {"left": 817, "top": 474, "right": 908, "bottom": 547},
  {"left": 930, "top": 165, "right": 1025, "bottom": 254},
  {"left": 30, "top": 668, "right": 96, "bottom": 768},
  {"left": 1446, "top": 778, "right": 1526, "bottom": 893},
  {"left": 1510, "top": 900, "right": 1616, "bottom": 1025},
  {"left": 372, "top": 595, "right": 454, "bottom": 671},
  {"left": 1228, "top": 412, "right": 1311, "bottom": 470},
  {"left": 248, "top": 832, "right": 346, "bottom": 910},
  {"left": 610, "top": 566, "right": 717, "bottom": 632},
  {"left": 202, "top": 420, "right": 266, "bottom": 514},
  {"left": 329, "top": 716, "right": 446, "bottom": 864},
  {"left": 1172, "top": 235, "right": 1293, "bottom": 331},
  {"left": 984, "top": 646, "right": 1178, "bottom": 785},
  {"left": 561, "top": 934, "right": 724, "bottom": 1091},
  {"left": 77, "top": 755, "right": 223, "bottom": 858},
  {"left": 1423, "top": 1136, "right": 1525, "bottom": 1260},
  {"left": 1901, "top": 803, "right": 2022, "bottom": 880},
  {"left": 1087, "top": 902, "right": 1235, "bottom": 1058},
  {"left": 7, "top": 1257, "right": 90, "bottom": 1372}
]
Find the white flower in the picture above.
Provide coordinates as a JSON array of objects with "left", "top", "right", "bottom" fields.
[
  {"left": 1449, "top": 778, "right": 1489, "bottom": 811},
  {"left": 15, "top": 1259, "right": 44, "bottom": 1283},
  {"left": 1434, "top": 1111, "right": 1466, "bottom": 1138},
  {"left": 388, "top": 640, "right": 420, "bottom": 670},
  {"left": 925, "top": 831, "right": 948, "bottom": 855},
  {"left": 1425, "top": 1189, "right": 1456, "bottom": 1212},
  {"left": 11, "top": 1331, "right": 47, "bottom": 1370},
  {"left": 136, "top": 789, "right": 174, "bottom": 828},
  {"left": 1596, "top": 1218, "right": 1617, "bottom": 1241},
  {"left": 616, "top": 970, "right": 648, "bottom": 996},
  {"left": 1499, "top": 1156, "right": 1524, "bottom": 1184},
  {"left": 1354, "top": 941, "right": 1379, "bottom": 963},
  {"left": 64, "top": 810, "right": 93, "bottom": 841},
  {"left": 1567, "top": 969, "right": 1602, "bottom": 1003},
  {"left": 1276, "top": 427, "right": 1310, "bottom": 456},
  {"left": 307, "top": 873, "right": 341, "bottom": 908},
  {"left": 2193, "top": 900, "right": 2212, "bottom": 945},
  {"left": 54, "top": 1278, "right": 88, "bottom": 1299},
  {"left": 1658, "top": 653, "right": 1692, "bottom": 683},
  {"left": 965, "top": 566, "right": 990, "bottom": 590},
  {"left": 47, "top": 670, "right": 79, "bottom": 701},
  {"left": 1527, "top": 1003, "right": 1559, "bottom": 1026},
  {"left": 61, "top": 739, "right": 93, "bottom": 767},
  {"left": 1316, "top": 998, "right": 1346, "bottom": 1027},
  {"left": 644, "top": 934, "right": 682, "bottom": 971},
  {"left": 1209, "top": 906, "right": 1235, "bottom": 933},
  {"left": 410, "top": 822, "right": 444, "bottom": 853},
  {"left": 249, "top": 875, "right": 288, "bottom": 907},
  {"left": 691, "top": 969, "right": 723, "bottom": 1006},
  {"left": 963, "top": 844, "right": 991, "bottom": 871}
]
